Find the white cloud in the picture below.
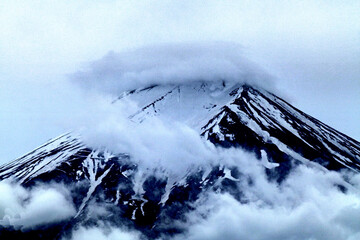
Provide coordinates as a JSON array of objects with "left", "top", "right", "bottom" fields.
[
  {"left": 1, "top": 94, "right": 360, "bottom": 239},
  {"left": 0, "top": 181, "right": 27, "bottom": 219},
  {"left": 174, "top": 165, "right": 360, "bottom": 240},
  {"left": 0, "top": 0, "right": 359, "bottom": 163},
  {"left": 0, "top": 1, "right": 359, "bottom": 237},
  {"left": 75, "top": 96, "right": 217, "bottom": 176},
  {"left": 177, "top": 194, "right": 357, "bottom": 240},
  {"left": 69, "top": 227, "right": 140, "bottom": 240},
  {"left": 72, "top": 100, "right": 360, "bottom": 240},
  {"left": 72, "top": 42, "right": 275, "bottom": 95},
  {"left": 0, "top": 181, "right": 76, "bottom": 230}
]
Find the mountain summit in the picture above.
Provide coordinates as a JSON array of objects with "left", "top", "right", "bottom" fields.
[{"left": 1, "top": 81, "right": 359, "bottom": 239}]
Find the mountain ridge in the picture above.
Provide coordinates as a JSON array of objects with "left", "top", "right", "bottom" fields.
[{"left": 0, "top": 81, "right": 359, "bottom": 239}]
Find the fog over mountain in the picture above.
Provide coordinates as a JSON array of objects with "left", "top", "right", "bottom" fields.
[
  {"left": 72, "top": 42, "right": 275, "bottom": 95},
  {"left": 0, "top": 1, "right": 359, "bottom": 240},
  {"left": 0, "top": 43, "right": 360, "bottom": 239},
  {"left": 0, "top": 0, "right": 359, "bottom": 162}
]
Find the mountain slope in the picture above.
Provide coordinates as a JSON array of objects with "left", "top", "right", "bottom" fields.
[
  {"left": 0, "top": 81, "right": 359, "bottom": 239},
  {"left": 116, "top": 82, "right": 360, "bottom": 172}
]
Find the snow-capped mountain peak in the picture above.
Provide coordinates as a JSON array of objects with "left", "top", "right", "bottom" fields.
[{"left": 1, "top": 81, "right": 359, "bottom": 239}]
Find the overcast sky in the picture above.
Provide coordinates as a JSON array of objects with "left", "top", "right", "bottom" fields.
[{"left": 0, "top": 0, "right": 359, "bottom": 163}]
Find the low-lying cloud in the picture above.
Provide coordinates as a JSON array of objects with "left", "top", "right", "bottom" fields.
[
  {"left": 68, "top": 226, "right": 140, "bottom": 240},
  {"left": 0, "top": 182, "right": 76, "bottom": 230},
  {"left": 0, "top": 1, "right": 359, "bottom": 239},
  {"left": 72, "top": 42, "right": 275, "bottom": 96},
  {"left": 59, "top": 142, "right": 360, "bottom": 240},
  {"left": 75, "top": 95, "right": 216, "bottom": 176},
  {"left": 177, "top": 193, "right": 360, "bottom": 240},
  {"left": 63, "top": 85, "right": 360, "bottom": 239},
  {"left": 1, "top": 99, "right": 360, "bottom": 239},
  {"left": 174, "top": 166, "right": 360, "bottom": 240},
  {"left": 72, "top": 96, "right": 360, "bottom": 239}
]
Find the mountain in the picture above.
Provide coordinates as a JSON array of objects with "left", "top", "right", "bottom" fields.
[{"left": 0, "top": 81, "right": 359, "bottom": 239}]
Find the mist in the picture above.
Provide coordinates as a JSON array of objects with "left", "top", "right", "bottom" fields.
[
  {"left": 46, "top": 93, "right": 360, "bottom": 239},
  {"left": 72, "top": 42, "right": 275, "bottom": 95},
  {"left": 0, "top": 1, "right": 359, "bottom": 239},
  {"left": 1, "top": 0, "right": 359, "bottom": 163},
  {"left": 1, "top": 93, "right": 360, "bottom": 238},
  {"left": 0, "top": 181, "right": 76, "bottom": 230}
]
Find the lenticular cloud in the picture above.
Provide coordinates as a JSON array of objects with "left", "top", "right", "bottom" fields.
[{"left": 72, "top": 42, "right": 274, "bottom": 95}]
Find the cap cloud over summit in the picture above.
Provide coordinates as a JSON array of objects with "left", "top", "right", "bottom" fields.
[{"left": 72, "top": 42, "right": 275, "bottom": 95}]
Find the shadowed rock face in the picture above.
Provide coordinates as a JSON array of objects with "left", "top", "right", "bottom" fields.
[{"left": 0, "top": 83, "right": 359, "bottom": 239}]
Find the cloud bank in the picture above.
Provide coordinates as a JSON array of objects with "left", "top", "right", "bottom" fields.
[
  {"left": 0, "top": 1, "right": 359, "bottom": 238},
  {"left": 0, "top": 182, "right": 76, "bottom": 230},
  {"left": 68, "top": 226, "right": 140, "bottom": 240},
  {"left": 73, "top": 96, "right": 360, "bottom": 239},
  {"left": 174, "top": 166, "right": 360, "bottom": 240},
  {"left": 60, "top": 139, "right": 360, "bottom": 240},
  {"left": 72, "top": 42, "right": 275, "bottom": 96},
  {"left": 1, "top": 0, "right": 359, "bottom": 163},
  {"left": 1, "top": 95, "right": 360, "bottom": 239},
  {"left": 74, "top": 96, "right": 216, "bottom": 176}
]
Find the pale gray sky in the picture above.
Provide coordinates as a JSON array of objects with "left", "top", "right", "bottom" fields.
[{"left": 0, "top": 0, "right": 359, "bottom": 163}]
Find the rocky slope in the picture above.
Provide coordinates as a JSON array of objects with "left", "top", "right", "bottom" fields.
[{"left": 1, "top": 81, "right": 359, "bottom": 239}]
